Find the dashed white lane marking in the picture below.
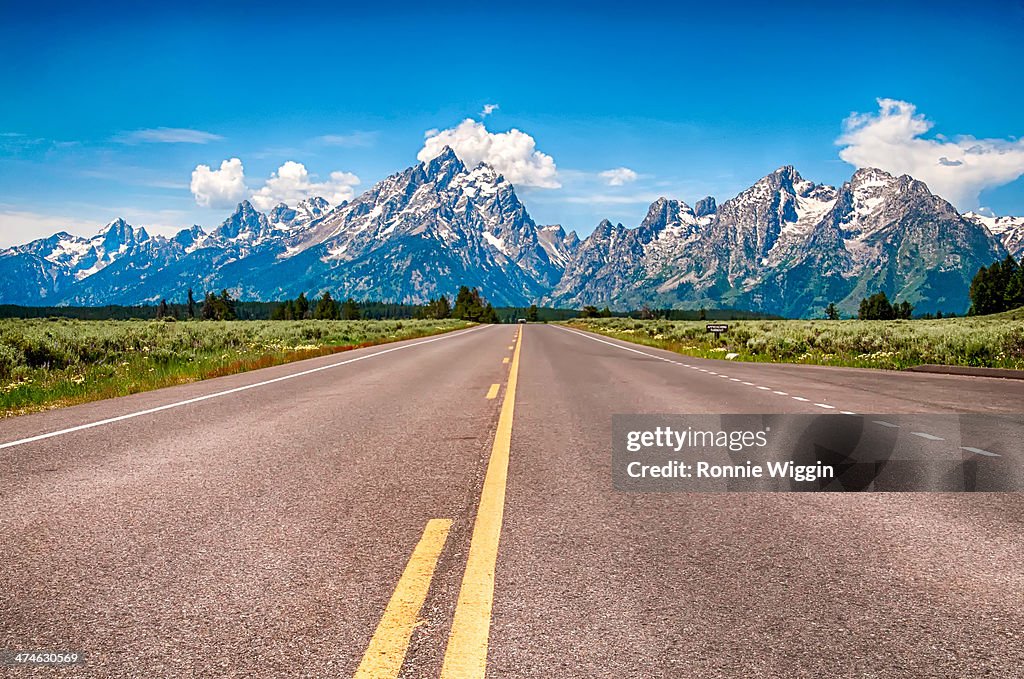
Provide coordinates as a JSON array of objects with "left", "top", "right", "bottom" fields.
[
  {"left": 0, "top": 325, "right": 489, "bottom": 452},
  {"left": 558, "top": 327, "right": 1003, "bottom": 457},
  {"left": 962, "top": 446, "right": 1000, "bottom": 457},
  {"left": 555, "top": 326, "right": 864, "bottom": 415},
  {"left": 912, "top": 432, "right": 945, "bottom": 441}
]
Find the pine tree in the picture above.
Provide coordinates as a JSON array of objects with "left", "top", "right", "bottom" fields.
[
  {"left": 341, "top": 297, "right": 361, "bottom": 320},
  {"left": 858, "top": 291, "right": 895, "bottom": 320},
  {"left": 825, "top": 303, "right": 839, "bottom": 320},
  {"left": 1006, "top": 266, "right": 1024, "bottom": 310},
  {"left": 452, "top": 286, "right": 477, "bottom": 320},
  {"left": 157, "top": 299, "right": 169, "bottom": 319},
  {"left": 314, "top": 291, "right": 339, "bottom": 320},
  {"left": 526, "top": 304, "right": 539, "bottom": 322},
  {"left": 294, "top": 292, "right": 309, "bottom": 320},
  {"left": 201, "top": 290, "right": 237, "bottom": 320},
  {"left": 219, "top": 290, "right": 238, "bottom": 320},
  {"left": 187, "top": 289, "right": 196, "bottom": 319},
  {"left": 482, "top": 303, "right": 499, "bottom": 324},
  {"left": 201, "top": 292, "right": 218, "bottom": 320},
  {"left": 435, "top": 294, "right": 451, "bottom": 319}
]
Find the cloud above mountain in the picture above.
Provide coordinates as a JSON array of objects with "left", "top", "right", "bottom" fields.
[
  {"left": 418, "top": 119, "right": 560, "bottom": 189},
  {"left": 191, "top": 159, "right": 360, "bottom": 210},
  {"left": 838, "top": 98, "right": 1024, "bottom": 209},
  {"left": 250, "top": 161, "right": 359, "bottom": 210},
  {"left": 190, "top": 158, "right": 247, "bottom": 208}
]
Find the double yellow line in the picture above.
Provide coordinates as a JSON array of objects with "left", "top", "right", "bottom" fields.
[{"left": 354, "top": 327, "right": 524, "bottom": 678}]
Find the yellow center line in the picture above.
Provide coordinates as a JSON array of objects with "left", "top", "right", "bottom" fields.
[
  {"left": 441, "top": 328, "right": 523, "bottom": 678},
  {"left": 354, "top": 518, "right": 453, "bottom": 679},
  {"left": 485, "top": 383, "right": 500, "bottom": 400}
]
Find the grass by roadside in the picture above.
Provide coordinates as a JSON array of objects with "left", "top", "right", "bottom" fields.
[
  {"left": 0, "top": 318, "right": 471, "bottom": 417},
  {"left": 565, "top": 312, "right": 1024, "bottom": 371}
]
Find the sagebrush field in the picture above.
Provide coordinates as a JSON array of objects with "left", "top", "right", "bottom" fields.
[
  {"left": 567, "top": 311, "right": 1024, "bottom": 371},
  {"left": 0, "top": 318, "right": 469, "bottom": 416}
]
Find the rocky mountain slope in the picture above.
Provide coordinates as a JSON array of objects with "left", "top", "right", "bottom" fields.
[
  {"left": 548, "top": 166, "right": 1007, "bottom": 316},
  {"left": 0, "top": 150, "right": 1015, "bottom": 317},
  {"left": 964, "top": 212, "right": 1024, "bottom": 259}
]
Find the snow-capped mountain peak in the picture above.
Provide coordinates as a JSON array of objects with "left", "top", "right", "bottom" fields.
[
  {"left": 212, "top": 200, "right": 272, "bottom": 242},
  {"left": 0, "top": 158, "right": 1013, "bottom": 317},
  {"left": 965, "top": 211, "right": 1024, "bottom": 258},
  {"left": 268, "top": 196, "right": 332, "bottom": 231}
]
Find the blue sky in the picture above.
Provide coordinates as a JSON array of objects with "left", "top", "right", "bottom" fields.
[{"left": 2, "top": 0, "right": 1023, "bottom": 246}]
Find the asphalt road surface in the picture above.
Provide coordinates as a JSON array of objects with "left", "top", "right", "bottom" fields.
[{"left": 1, "top": 324, "right": 1022, "bottom": 678}]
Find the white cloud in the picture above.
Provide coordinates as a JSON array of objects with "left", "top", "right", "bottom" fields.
[
  {"left": 480, "top": 103, "right": 499, "bottom": 117},
  {"left": 116, "top": 127, "right": 223, "bottom": 144},
  {"left": 314, "top": 131, "right": 377, "bottom": 147},
  {"left": 599, "top": 167, "right": 639, "bottom": 186},
  {"left": 249, "top": 161, "right": 360, "bottom": 210},
  {"left": 837, "top": 98, "right": 1024, "bottom": 208},
  {"left": 418, "top": 119, "right": 560, "bottom": 189},
  {"left": 190, "top": 158, "right": 248, "bottom": 208}
]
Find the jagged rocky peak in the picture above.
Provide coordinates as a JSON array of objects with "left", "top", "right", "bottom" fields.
[
  {"left": 269, "top": 196, "right": 331, "bottom": 229},
  {"left": 172, "top": 225, "right": 206, "bottom": 248},
  {"left": 694, "top": 196, "right": 716, "bottom": 217},
  {"left": 422, "top": 145, "right": 467, "bottom": 186},
  {"left": 100, "top": 218, "right": 149, "bottom": 249},
  {"left": 638, "top": 198, "right": 699, "bottom": 238},
  {"left": 214, "top": 200, "right": 270, "bottom": 240}
]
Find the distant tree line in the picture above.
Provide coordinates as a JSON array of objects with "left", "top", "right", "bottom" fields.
[
  {"left": 269, "top": 285, "right": 500, "bottom": 323},
  {"left": 271, "top": 292, "right": 362, "bottom": 320},
  {"left": 969, "top": 254, "right": 1024, "bottom": 316}
]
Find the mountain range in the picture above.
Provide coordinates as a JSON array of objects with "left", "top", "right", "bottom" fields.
[{"left": 2, "top": 146, "right": 1019, "bottom": 317}]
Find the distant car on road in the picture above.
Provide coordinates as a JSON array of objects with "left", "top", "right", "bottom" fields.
[{"left": 517, "top": 318, "right": 527, "bottom": 323}]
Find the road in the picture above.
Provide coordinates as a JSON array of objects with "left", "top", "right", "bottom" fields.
[{"left": 1, "top": 324, "right": 1022, "bottom": 677}]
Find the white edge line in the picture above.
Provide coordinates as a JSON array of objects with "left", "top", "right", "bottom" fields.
[
  {"left": 961, "top": 446, "right": 1000, "bottom": 458},
  {"left": 911, "top": 432, "right": 945, "bottom": 441},
  {"left": 0, "top": 325, "right": 486, "bottom": 451}
]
